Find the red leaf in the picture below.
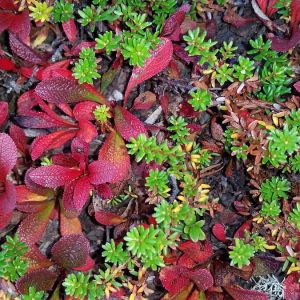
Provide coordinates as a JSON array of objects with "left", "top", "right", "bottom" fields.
[
  {"left": 16, "top": 269, "right": 57, "bottom": 294},
  {"left": 9, "top": 124, "right": 27, "bottom": 154},
  {"left": 268, "top": 28, "right": 300, "bottom": 51},
  {"left": 62, "top": 19, "right": 77, "bottom": 43},
  {"left": 188, "top": 268, "right": 214, "bottom": 291},
  {"left": 234, "top": 220, "right": 252, "bottom": 239},
  {"left": 178, "top": 240, "right": 213, "bottom": 264},
  {"left": 291, "top": 0, "right": 300, "bottom": 30},
  {"left": 0, "top": 0, "right": 15, "bottom": 9},
  {"left": 29, "top": 165, "right": 82, "bottom": 188},
  {"left": 160, "top": 94, "right": 169, "bottom": 116},
  {"left": 73, "top": 101, "right": 98, "bottom": 121},
  {"left": 73, "top": 255, "right": 95, "bottom": 272},
  {"left": 0, "top": 180, "right": 16, "bottom": 214},
  {"left": 294, "top": 81, "right": 300, "bottom": 93},
  {"left": 72, "top": 176, "right": 92, "bottom": 212},
  {"left": 0, "top": 101, "right": 8, "bottom": 127},
  {"left": 9, "top": 10, "right": 31, "bottom": 43},
  {"left": 77, "top": 119, "right": 97, "bottom": 143},
  {"left": 124, "top": 38, "right": 173, "bottom": 106},
  {"left": 131, "top": 91, "right": 156, "bottom": 110},
  {"left": 284, "top": 273, "right": 300, "bottom": 300},
  {"left": 159, "top": 266, "right": 190, "bottom": 295},
  {"left": 30, "top": 129, "right": 78, "bottom": 160},
  {"left": 223, "top": 285, "right": 268, "bottom": 300},
  {"left": 95, "top": 210, "right": 126, "bottom": 225},
  {"left": 24, "top": 245, "right": 52, "bottom": 272},
  {"left": 17, "top": 200, "right": 55, "bottom": 245},
  {"left": 224, "top": 8, "right": 257, "bottom": 28},
  {"left": 35, "top": 76, "right": 109, "bottom": 105},
  {"left": 0, "top": 12, "right": 14, "bottom": 34},
  {"left": 9, "top": 33, "right": 47, "bottom": 65},
  {"left": 36, "top": 59, "right": 71, "bottom": 81},
  {"left": 60, "top": 212, "right": 82, "bottom": 236},
  {"left": 114, "top": 105, "right": 148, "bottom": 141},
  {"left": 88, "top": 131, "right": 130, "bottom": 184},
  {"left": 96, "top": 183, "right": 113, "bottom": 199},
  {"left": 256, "top": 0, "right": 267, "bottom": 13},
  {"left": 0, "top": 57, "right": 16, "bottom": 71},
  {"left": 0, "top": 212, "right": 12, "bottom": 229},
  {"left": 51, "top": 234, "right": 90, "bottom": 269},
  {"left": 70, "top": 41, "right": 96, "bottom": 56},
  {"left": 212, "top": 223, "right": 227, "bottom": 242},
  {"left": 0, "top": 132, "right": 17, "bottom": 180}
]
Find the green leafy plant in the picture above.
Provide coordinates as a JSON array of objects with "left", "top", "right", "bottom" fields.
[
  {"left": 289, "top": 154, "right": 300, "bottom": 172},
  {"left": 183, "top": 28, "right": 218, "bottom": 67},
  {"left": 260, "top": 177, "right": 291, "bottom": 202},
  {"left": 215, "top": 63, "right": 234, "bottom": 85},
  {"left": 288, "top": 203, "right": 300, "bottom": 230},
  {"left": 231, "top": 144, "right": 248, "bottom": 160},
  {"left": 95, "top": 31, "right": 122, "bottom": 55},
  {"left": 146, "top": 169, "right": 171, "bottom": 198},
  {"left": 188, "top": 88, "right": 212, "bottom": 111},
  {"left": 260, "top": 200, "right": 281, "bottom": 218},
  {"left": 219, "top": 41, "right": 237, "bottom": 61},
  {"left": 21, "top": 287, "right": 46, "bottom": 300},
  {"left": 102, "top": 240, "right": 130, "bottom": 265},
  {"left": 73, "top": 48, "right": 100, "bottom": 84},
  {"left": 0, "top": 234, "right": 28, "bottom": 282},
  {"left": 229, "top": 239, "right": 255, "bottom": 268},
  {"left": 233, "top": 56, "right": 255, "bottom": 82},
  {"left": 29, "top": 1, "right": 53, "bottom": 22},
  {"left": 93, "top": 105, "right": 111, "bottom": 124},
  {"left": 63, "top": 272, "right": 91, "bottom": 300},
  {"left": 167, "top": 116, "right": 189, "bottom": 144},
  {"left": 52, "top": 0, "right": 74, "bottom": 23}
]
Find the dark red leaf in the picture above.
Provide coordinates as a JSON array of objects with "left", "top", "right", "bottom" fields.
[
  {"left": 29, "top": 165, "right": 82, "bottom": 188},
  {"left": 291, "top": 0, "right": 300, "bottom": 30},
  {"left": 284, "top": 273, "right": 300, "bottom": 300},
  {"left": 36, "top": 59, "right": 71, "bottom": 81},
  {"left": 114, "top": 105, "right": 148, "bottom": 141},
  {"left": 0, "top": 12, "right": 14, "bottom": 34},
  {"left": 160, "top": 94, "right": 169, "bottom": 116},
  {"left": 188, "top": 268, "right": 214, "bottom": 291},
  {"left": 95, "top": 210, "right": 126, "bottom": 225},
  {"left": 77, "top": 119, "right": 97, "bottom": 143},
  {"left": 73, "top": 101, "right": 99, "bottom": 121},
  {"left": 0, "top": 101, "right": 8, "bottom": 127},
  {"left": 268, "top": 28, "right": 300, "bottom": 51},
  {"left": 124, "top": 38, "right": 173, "bottom": 106},
  {"left": 224, "top": 8, "right": 257, "bottom": 28},
  {"left": 16, "top": 269, "right": 57, "bottom": 294},
  {"left": 0, "top": 180, "right": 16, "bottom": 215},
  {"left": 23, "top": 245, "right": 52, "bottom": 272},
  {"left": 72, "top": 176, "right": 92, "bottom": 212},
  {"left": 51, "top": 234, "right": 90, "bottom": 269},
  {"left": 9, "top": 124, "right": 27, "bottom": 154},
  {"left": 62, "top": 19, "right": 77, "bottom": 43},
  {"left": 96, "top": 184, "right": 113, "bottom": 199},
  {"left": 0, "top": 212, "right": 12, "bottom": 229},
  {"left": 73, "top": 255, "right": 95, "bottom": 272},
  {"left": 70, "top": 41, "right": 96, "bottom": 56},
  {"left": 234, "top": 220, "right": 252, "bottom": 238},
  {"left": 294, "top": 81, "right": 300, "bottom": 93},
  {"left": 9, "top": 10, "right": 31, "bottom": 43},
  {"left": 223, "top": 285, "right": 268, "bottom": 300},
  {"left": 17, "top": 200, "right": 55, "bottom": 245},
  {"left": 159, "top": 266, "right": 190, "bottom": 296},
  {"left": 0, "top": 132, "right": 18, "bottom": 180},
  {"left": 0, "top": 57, "right": 16, "bottom": 71},
  {"left": 0, "top": 0, "right": 15, "bottom": 9},
  {"left": 212, "top": 223, "right": 227, "bottom": 242},
  {"left": 88, "top": 131, "right": 130, "bottom": 184},
  {"left": 35, "top": 76, "right": 109, "bottom": 105},
  {"left": 30, "top": 129, "right": 78, "bottom": 160},
  {"left": 9, "top": 33, "right": 47, "bottom": 65},
  {"left": 131, "top": 91, "right": 156, "bottom": 111}
]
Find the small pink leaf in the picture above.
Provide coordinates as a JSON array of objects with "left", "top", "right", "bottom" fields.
[
  {"left": 16, "top": 269, "right": 57, "bottom": 294},
  {"left": 212, "top": 223, "right": 227, "bottom": 242},
  {"left": 124, "top": 38, "right": 173, "bottom": 106},
  {"left": 0, "top": 132, "right": 18, "bottom": 180},
  {"left": 114, "top": 105, "right": 148, "bottom": 141},
  {"left": 95, "top": 210, "right": 126, "bottom": 225},
  {"left": 9, "top": 33, "right": 47, "bottom": 65},
  {"left": 294, "top": 81, "right": 300, "bottom": 93},
  {"left": 62, "top": 19, "right": 77, "bottom": 43},
  {"left": 35, "top": 77, "right": 109, "bottom": 105},
  {"left": 0, "top": 101, "right": 8, "bottom": 127},
  {"left": 284, "top": 273, "right": 300, "bottom": 300},
  {"left": 51, "top": 234, "right": 90, "bottom": 269},
  {"left": 88, "top": 131, "right": 130, "bottom": 184},
  {"left": 29, "top": 165, "right": 82, "bottom": 188},
  {"left": 223, "top": 285, "right": 268, "bottom": 300}
]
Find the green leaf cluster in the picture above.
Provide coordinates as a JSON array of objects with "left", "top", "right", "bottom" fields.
[
  {"left": 288, "top": 203, "right": 300, "bottom": 230},
  {"left": 21, "top": 287, "right": 46, "bottom": 300},
  {"left": 52, "top": 0, "right": 74, "bottom": 23},
  {"left": 188, "top": 88, "right": 212, "bottom": 111},
  {"left": 229, "top": 238, "right": 255, "bottom": 268},
  {"left": 146, "top": 169, "right": 171, "bottom": 198},
  {"left": 167, "top": 116, "right": 190, "bottom": 144}
]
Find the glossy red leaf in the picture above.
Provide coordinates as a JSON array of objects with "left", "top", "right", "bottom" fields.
[
  {"left": 51, "top": 234, "right": 90, "bottom": 269},
  {"left": 24, "top": 245, "right": 52, "bottom": 272},
  {"left": 72, "top": 176, "right": 92, "bottom": 212},
  {"left": 61, "top": 181, "right": 78, "bottom": 218},
  {"left": 0, "top": 11, "right": 14, "bottom": 34},
  {"left": 73, "top": 255, "right": 95, "bottom": 272},
  {"left": 0, "top": 132, "right": 18, "bottom": 180},
  {"left": 159, "top": 266, "right": 190, "bottom": 295},
  {"left": 95, "top": 210, "right": 126, "bottom": 225},
  {"left": 234, "top": 220, "right": 252, "bottom": 238},
  {"left": 89, "top": 131, "right": 130, "bottom": 184},
  {"left": 212, "top": 223, "right": 227, "bottom": 242},
  {"left": 70, "top": 41, "right": 96, "bottom": 56},
  {"left": 16, "top": 269, "right": 57, "bottom": 294},
  {"left": 62, "top": 19, "right": 77, "bottom": 43},
  {"left": 124, "top": 38, "right": 173, "bottom": 106},
  {"left": 35, "top": 76, "right": 109, "bottom": 105},
  {"left": 17, "top": 90, "right": 38, "bottom": 114},
  {"left": 9, "top": 124, "right": 27, "bottom": 154},
  {"left": 0, "top": 212, "right": 12, "bottom": 229},
  {"left": 24, "top": 168, "right": 52, "bottom": 196},
  {"left": 71, "top": 137, "right": 88, "bottom": 166},
  {"left": 36, "top": 59, "right": 71, "bottom": 81},
  {"left": 188, "top": 268, "right": 214, "bottom": 291},
  {"left": 0, "top": 57, "right": 16, "bottom": 71},
  {"left": 291, "top": 0, "right": 300, "bottom": 30},
  {"left": 73, "top": 101, "right": 99, "bottom": 121},
  {"left": 223, "top": 285, "right": 268, "bottom": 300},
  {"left": 284, "top": 273, "right": 300, "bottom": 300},
  {"left": 29, "top": 165, "right": 82, "bottom": 188},
  {"left": 96, "top": 183, "right": 113, "bottom": 199},
  {"left": 114, "top": 105, "right": 148, "bottom": 141},
  {"left": 0, "top": 0, "right": 15, "bottom": 9},
  {"left": 0, "top": 180, "right": 16, "bottom": 214},
  {"left": 9, "top": 33, "right": 47, "bottom": 65},
  {"left": 9, "top": 10, "right": 31, "bottom": 43},
  {"left": 77, "top": 119, "right": 97, "bottom": 143},
  {"left": 17, "top": 200, "right": 55, "bottom": 245},
  {"left": 30, "top": 129, "right": 78, "bottom": 160},
  {"left": 0, "top": 101, "right": 8, "bottom": 127}
]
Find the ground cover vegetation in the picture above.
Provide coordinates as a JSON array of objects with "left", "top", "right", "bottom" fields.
[{"left": 0, "top": 0, "right": 300, "bottom": 299}]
